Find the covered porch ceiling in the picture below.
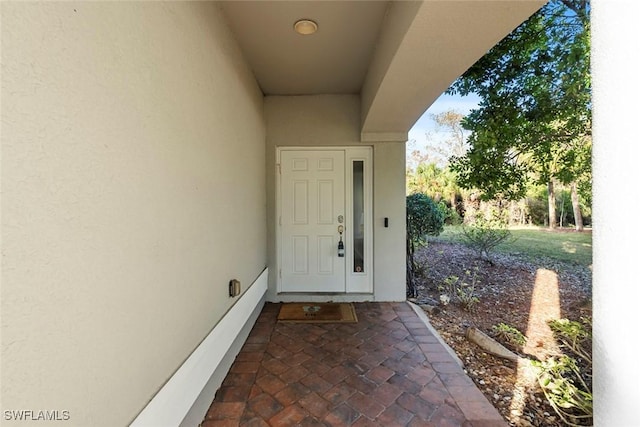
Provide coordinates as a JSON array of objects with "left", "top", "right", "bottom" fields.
[{"left": 219, "top": 0, "right": 546, "bottom": 141}]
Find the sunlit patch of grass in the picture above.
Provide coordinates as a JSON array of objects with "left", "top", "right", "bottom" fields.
[{"left": 562, "top": 241, "right": 577, "bottom": 254}]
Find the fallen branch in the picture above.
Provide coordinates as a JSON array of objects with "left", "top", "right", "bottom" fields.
[{"left": 465, "top": 326, "right": 520, "bottom": 362}]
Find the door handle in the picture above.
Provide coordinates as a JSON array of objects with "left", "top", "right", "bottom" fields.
[{"left": 338, "top": 238, "right": 345, "bottom": 257}]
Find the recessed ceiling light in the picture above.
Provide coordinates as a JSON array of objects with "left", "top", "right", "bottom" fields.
[{"left": 294, "top": 19, "right": 318, "bottom": 35}]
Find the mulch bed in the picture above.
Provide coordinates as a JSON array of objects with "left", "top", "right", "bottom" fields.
[{"left": 411, "top": 240, "right": 592, "bottom": 427}]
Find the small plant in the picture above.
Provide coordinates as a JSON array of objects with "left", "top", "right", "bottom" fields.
[
  {"left": 548, "top": 318, "right": 592, "bottom": 364},
  {"left": 533, "top": 355, "right": 592, "bottom": 426},
  {"left": 534, "top": 317, "right": 592, "bottom": 426},
  {"left": 492, "top": 323, "right": 527, "bottom": 350},
  {"left": 437, "top": 270, "right": 480, "bottom": 312},
  {"left": 456, "top": 283, "right": 479, "bottom": 311},
  {"left": 438, "top": 275, "right": 459, "bottom": 302},
  {"left": 456, "top": 268, "right": 480, "bottom": 311},
  {"left": 462, "top": 211, "right": 513, "bottom": 262}
]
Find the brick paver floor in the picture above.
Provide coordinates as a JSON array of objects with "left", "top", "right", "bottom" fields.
[{"left": 202, "top": 302, "right": 507, "bottom": 427}]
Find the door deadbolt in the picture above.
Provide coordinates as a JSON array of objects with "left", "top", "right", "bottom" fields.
[
  {"left": 338, "top": 225, "right": 344, "bottom": 234},
  {"left": 338, "top": 215, "right": 344, "bottom": 223}
]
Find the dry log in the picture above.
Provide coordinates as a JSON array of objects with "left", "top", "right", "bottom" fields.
[{"left": 465, "top": 326, "right": 520, "bottom": 362}]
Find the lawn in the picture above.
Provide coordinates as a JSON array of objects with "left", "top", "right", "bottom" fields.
[{"left": 429, "top": 225, "right": 593, "bottom": 267}]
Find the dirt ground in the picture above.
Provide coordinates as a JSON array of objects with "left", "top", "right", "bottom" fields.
[{"left": 410, "top": 238, "right": 592, "bottom": 426}]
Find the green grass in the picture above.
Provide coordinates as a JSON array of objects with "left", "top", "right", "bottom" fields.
[{"left": 429, "top": 225, "right": 593, "bottom": 267}]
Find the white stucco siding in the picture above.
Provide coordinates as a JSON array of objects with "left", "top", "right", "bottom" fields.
[
  {"left": 264, "top": 95, "right": 405, "bottom": 301},
  {"left": 1, "top": 3, "right": 265, "bottom": 426},
  {"left": 372, "top": 142, "right": 407, "bottom": 301}
]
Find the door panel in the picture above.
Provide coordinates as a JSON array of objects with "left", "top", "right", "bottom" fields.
[{"left": 280, "top": 150, "right": 345, "bottom": 292}]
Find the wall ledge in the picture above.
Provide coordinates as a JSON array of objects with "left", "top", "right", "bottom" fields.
[{"left": 130, "top": 268, "right": 268, "bottom": 427}]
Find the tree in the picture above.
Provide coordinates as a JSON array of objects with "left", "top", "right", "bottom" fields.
[
  {"left": 407, "top": 163, "right": 456, "bottom": 205},
  {"left": 406, "top": 138, "right": 435, "bottom": 173},
  {"left": 407, "top": 109, "right": 469, "bottom": 213},
  {"left": 407, "top": 110, "right": 468, "bottom": 172},
  {"left": 406, "top": 193, "right": 444, "bottom": 298},
  {"left": 447, "top": 0, "right": 591, "bottom": 230},
  {"left": 425, "top": 110, "right": 470, "bottom": 167}
]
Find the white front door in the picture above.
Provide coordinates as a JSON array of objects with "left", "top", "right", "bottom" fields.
[{"left": 279, "top": 150, "right": 346, "bottom": 292}]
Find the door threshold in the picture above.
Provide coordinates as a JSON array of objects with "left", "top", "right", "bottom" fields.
[
  {"left": 277, "top": 292, "right": 373, "bottom": 296},
  {"left": 269, "top": 293, "right": 374, "bottom": 304}
]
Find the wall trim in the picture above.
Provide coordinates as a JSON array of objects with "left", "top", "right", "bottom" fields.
[{"left": 130, "top": 268, "right": 268, "bottom": 427}]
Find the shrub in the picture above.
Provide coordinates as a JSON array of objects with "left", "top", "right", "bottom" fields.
[
  {"left": 406, "top": 193, "right": 445, "bottom": 297},
  {"left": 462, "top": 211, "right": 513, "bottom": 262},
  {"left": 407, "top": 193, "right": 445, "bottom": 238},
  {"left": 435, "top": 200, "right": 462, "bottom": 226},
  {"left": 448, "top": 209, "right": 463, "bottom": 226}
]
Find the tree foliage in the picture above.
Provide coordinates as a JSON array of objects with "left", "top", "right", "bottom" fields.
[
  {"left": 407, "top": 163, "right": 458, "bottom": 204},
  {"left": 448, "top": 0, "right": 591, "bottom": 202},
  {"left": 406, "top": 193, "right": 444, "bottom": 297}
]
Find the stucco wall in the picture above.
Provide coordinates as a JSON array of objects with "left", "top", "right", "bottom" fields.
[
  {"left": 264, "top": 95, "right": 405, "bottom": 301},
  {"left": 591, "top": 0, "right": 640, "bottom": 423},
  {"left": 371, "top": 143, "right": 407, "bottom": 301},
  {"left": 1, "top": 3, "right": 265, "bottom": 426}
]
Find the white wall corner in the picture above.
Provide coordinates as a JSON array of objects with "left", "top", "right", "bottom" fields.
[{"left": 129, "top": 268, "right": 268, "bottom": 427}]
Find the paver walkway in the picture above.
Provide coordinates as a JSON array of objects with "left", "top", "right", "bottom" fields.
[{"left": 202, "top": 302, "right": 507, "bottom": 427}]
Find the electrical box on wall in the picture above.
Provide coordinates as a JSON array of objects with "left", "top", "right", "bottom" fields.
[{"left": 229, "top": 279, "right": 241, "bottom": 297}]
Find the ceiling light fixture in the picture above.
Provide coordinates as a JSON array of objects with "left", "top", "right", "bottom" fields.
[{"left": 294, "top": 19, "right": 318, "bottom": 35}]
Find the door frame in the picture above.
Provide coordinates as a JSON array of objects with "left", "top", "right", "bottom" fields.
[{"left": 276, "top": 146, "right": 373, "bottom": 294}]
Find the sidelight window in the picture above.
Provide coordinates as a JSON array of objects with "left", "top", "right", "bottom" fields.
[{"left": 352, "top": 161, "right": 365, "bottom": 273}]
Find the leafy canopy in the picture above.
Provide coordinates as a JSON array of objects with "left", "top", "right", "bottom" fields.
[{"left": 448, "top": 0, "right": 591, "bottom": 200}]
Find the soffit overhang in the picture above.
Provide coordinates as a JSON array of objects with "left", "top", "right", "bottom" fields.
[
  {"left": 219, "top": 1, "right": 389, "bottom": 96},
  {"left": 219, "top": 0, "right": 547, "bottom": 141}
]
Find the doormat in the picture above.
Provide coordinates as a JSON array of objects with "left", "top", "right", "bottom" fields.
[{"left": 277, "top": 303, "right": 358, "bottom": 323}]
